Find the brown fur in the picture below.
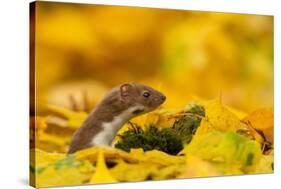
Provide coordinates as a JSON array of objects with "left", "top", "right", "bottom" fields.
[{"left": 68, "top": 83, "right": 166, "bottom": 154}]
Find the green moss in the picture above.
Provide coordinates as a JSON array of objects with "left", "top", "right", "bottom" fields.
[
  {"left": 172, "top": 103, "right": 205, "bottom": 144},
  {"left": 185, "top": 103, "right": 205, "bottom": 117},
  {"left": 115, "top": 124, "right": 182, "bottom": 155},
  {"left": 115, "top": 104, "right": 205, "bottom": 155}
]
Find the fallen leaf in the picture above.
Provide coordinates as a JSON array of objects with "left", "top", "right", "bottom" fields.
[
  {"left": 129, "top": 148, "right": 185, "bottom": 166},
  {"left": 46, "top": 104, "right": 87, "bottom": 129},
  {"left": 243, "top": 107, "right": 274, "bottom": 143},
  {"left": 178, "top": 155, "right": 221, "bottom": 178},
  {"left": 180, "top": 131, "right": 262, "bottom": 169},
  {"left": 75, "top": 146, "right": 137, "bottom": 164},
  {"left": 34, "top": 153, "right": 94, "bottom": 187},
  {"left": 110, "top": 160, "right": 159, "bottom": 181},
  {"left": 32, "top": 149, "right": 65, "bottom": 167},
  {"left": 195, "top": 100, "right": 246, "bottom": 135},
  {"left": 89, "top": 149, "right": 117, "bottom": 184}
]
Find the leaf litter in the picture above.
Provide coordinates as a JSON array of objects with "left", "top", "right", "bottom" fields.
[{"left": 31, "top": 100, "right": 274, "bottom": 187}]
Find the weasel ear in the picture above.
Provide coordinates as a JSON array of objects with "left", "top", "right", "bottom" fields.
[{"left": 120, "top": 83, "right": 133, "bottom": 99}]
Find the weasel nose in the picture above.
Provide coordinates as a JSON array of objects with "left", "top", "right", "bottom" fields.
[{"left": 161, "top": 95, "right": 166, "bottom": 101}]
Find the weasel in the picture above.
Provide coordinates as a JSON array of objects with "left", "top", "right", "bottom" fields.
[{"left": 68, "top": 83, "right": 166, "bottom": 154}]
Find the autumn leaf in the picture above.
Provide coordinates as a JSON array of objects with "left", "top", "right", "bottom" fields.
[
  {"left": 89, "top": 149, "right": 117, "bottom": 184},
  {"left": 33, "top": 148, "right": 65, "bottom": 167},
  {"left": 110, "top": 161, "right": 159, "bottom": 181},
  {"left": 243, "top": 107, "right": 274, "bottom": 143},
  {"left": 33, "top": 152, "right": 94, "bottom": 187},
  {"left": 178, "top": 155, "right": 222, "bottom": 178},
  {"left": 75, "top": 146, "right": 137, "bottom": 164},
  {"left": 31, "top": 102, "right": 273, "bottom": 187},
  {"left": 195, "top": 100, "right": 246, "bottom": 135},
  {"left": 179, "top": 131, "right": 262, "bottom": 170},
  {"left": 129, "top": 148, "right": 185, "bottom": 166},
  {"left": 110, "top": 148, "right": 186, "bottom": 181},
  {"left": 253, "top": 153, "right": 273, "bottom": 174},
  {"left": 46, "top": 104, "right": 87, "bottom": 129}
]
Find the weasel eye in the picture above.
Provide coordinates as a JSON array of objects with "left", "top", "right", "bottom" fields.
[{"left": 143, "top": 91, "right": 150, "bottom": 98}]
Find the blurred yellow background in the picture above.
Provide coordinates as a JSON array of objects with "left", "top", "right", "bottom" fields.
[{"left": 33, "top": 1, "right": 273, "bottom": 114}]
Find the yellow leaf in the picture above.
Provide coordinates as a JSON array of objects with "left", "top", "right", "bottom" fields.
[
  {"left": 34, "top": 153, "right": 94, "bottom": 187},
  {"left": 116, "top": 110, "right": 174, "bottom": 137},
  {"left": 129, "top": 148, "right": 185, "bottom": 166},
  {"left": 250, "top": 153, "right": 273, "bottom": 174},
  {"left": 180, "top": 131, "right": 262, "bottom": 169},
  {"left": 178, "top": 155, "right": 222, "bottom": 178},
  {"left": 46, "top": 104, "right": 87, "bottom": 129},
  {"left": 243, "top": 107, "right": 274, "bottom": 143},
  {"left": 75, "top": 146, "right": 137, "bottom": 164},
  {"left": 225, "top": 106, "right": 247, "bottom": 120},
  {"left": 210, "top": 162, "right": 243, "bottom": 175},
  {"left": 151, "top": 164, "right": 185, "bottom": 180},
  {"left": 89, "top": 149, "right": 117, "bottom": 184},
  {"left": 35, "top": 116, "right": 48, "bottom": 131},
  {"left": 110, "top": 161, "right": 159, "bottom": 181},
  {"left": 110, "top": 148, "right": 185, "bottom": 181},
  {"left": 38, "top": 133, "right": 69, "bottom": 147},
  {"left": 35, "top": 166, "right": 89, "bottom": 187},
  {"left": 196, "top": 100, "right": 246, "bottom": 135},
  {"left": 32, "top": 148, "right": 65, "bottom": 168}
]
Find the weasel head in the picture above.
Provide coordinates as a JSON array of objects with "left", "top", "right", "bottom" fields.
[{"left": 119, "top": 83, "right": 166, "bottom": 115}]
